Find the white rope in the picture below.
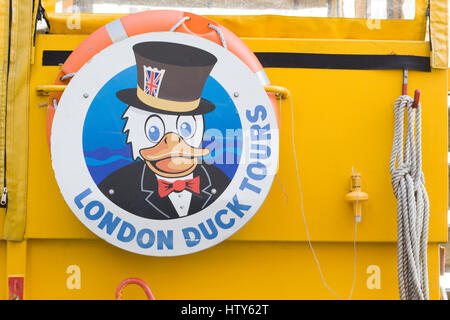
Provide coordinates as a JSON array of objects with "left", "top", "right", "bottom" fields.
[
  {"left": 170, "top": 16, "right": 227, "bottom": 49},
  {"left": 169, "top": 16, "right": 191, "bottom": 32},
  {"left": 60, "top": 72, "right": 75, "bottom": 81},
  {"left": 274, "top": 96, "right": 288, "bottom": 205},
  {"left": 207, "top": 24, "right": 227, "bottom": 49},
  {"left": 282, "top": 92, "right": 359, "bottom": 300},
  {"left": 348, "top": 214, "right": 358, "bottom": 300},
  {"left": 169, "top": 17, "right": 227, "bottom": 49},
  {"left": 348, "top": 167, "right": 359, "bottom": 300},
  {"left": 275, "top": 174, "right": 288, "bottom": 205},
  {"left": 390, "top": 94, "right": 430, "bottom": 300}
]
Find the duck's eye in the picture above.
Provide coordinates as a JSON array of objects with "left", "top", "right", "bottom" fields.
[
  {"left": 144, "top": 115, "right": 165, "bottom": 143},
  {"left": 176, "top": 116, "right": 196, "bottom": 139}
]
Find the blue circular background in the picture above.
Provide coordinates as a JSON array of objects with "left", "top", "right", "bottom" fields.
[{"left": 82, "top": 66, "right": 243, "bottom": 185}]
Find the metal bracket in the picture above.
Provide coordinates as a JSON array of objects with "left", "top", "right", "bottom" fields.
[
  {"left": 8, "top": 276, "right": 24, "bottom": 300},
  {"left": 35, "top": 85, "right": 67, "bottom": 96},
  {"left": 264, "top": 85, "right": 289, "bottom": 99}
]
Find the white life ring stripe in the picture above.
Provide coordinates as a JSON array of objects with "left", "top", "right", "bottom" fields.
[
  {"left": 255, "top": 69, "right": 270, "bottom": 86},
  {"left": 105, "top": 19, "right": 129, "bottom": 43}
]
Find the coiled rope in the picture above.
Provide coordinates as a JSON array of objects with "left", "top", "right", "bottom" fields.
[{"left": 389, "top": 94, "right": 430, "bottom": 300}]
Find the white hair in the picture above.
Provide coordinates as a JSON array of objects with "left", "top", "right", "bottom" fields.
[
  {"left": 122, "top": 107, "right": 152, "bottom": 160},
  {"left": 122, "top": 106, "right": 204, "bottom": 160}
]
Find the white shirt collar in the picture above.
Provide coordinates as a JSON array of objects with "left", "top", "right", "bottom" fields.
[{"left": 155, "top": 173, "right": 193, "bottom": 182}]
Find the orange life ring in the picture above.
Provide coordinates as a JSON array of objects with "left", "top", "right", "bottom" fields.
[{"left": 46, "top": 9, "right": 278, "bottom": 148}]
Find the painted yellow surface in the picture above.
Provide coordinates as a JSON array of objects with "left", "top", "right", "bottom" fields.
[
  {"left": 6, "top": 241, "right": 27, "bottom": 277},
  {"left": 2, "top": 241, "right": 27, "bottom": 299},
  {"left": 26, "top": 35, "right": 447, "bottom": 244},
  {"left": 0, "top": 241, "right": 5, "bottom": 300},
  {"left": 22, "top": 239, "right": 441, "bottom": 300},
  {"left": 41, "top": 0, "right": 431, "bottom": 42},
  {"left": 42, "top": 0, "right": 450, "bottom": 67},
  {"left": 0, "top": 13, "right": 446, "bottom": 297},
  {"left": 11, "top": 33, "right": 445, "bottom": 299}
]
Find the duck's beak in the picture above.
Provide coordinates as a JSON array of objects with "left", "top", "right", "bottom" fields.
[{"left": 140, "top": 133, "right": 210, "bottom": 178}]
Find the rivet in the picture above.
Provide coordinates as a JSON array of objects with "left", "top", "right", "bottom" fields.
[
  {"left": 180, "top": 206, "right": 184, "bottom": 209},
  {"left": 275, "top": 92, "right": 280, "bottom": 97},
  {"left": 108, "top": 189, "right": 114, "bottom": 195},
  {"left": 83, "top": 93, "right": 89, "bottom": 98},
  {"left": 211, "top": 188, "right": 217, "bottom": 194},
  {"left": 234, "top": 92, "right": 239, "bottom": 97}
]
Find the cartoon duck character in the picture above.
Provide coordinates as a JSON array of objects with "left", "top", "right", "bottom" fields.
[{"left": 98, "top": 41, "right": 231, "bottom": 220}]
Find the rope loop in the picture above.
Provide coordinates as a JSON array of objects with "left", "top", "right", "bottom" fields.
[
  {"left": 169, "top": 17, "right": 227, "bottom": 49},
  {"left": 169, "top": 16, "right": 191, "bottom": 32},
  {"left": 207, "top": 24, "right": 227, "bottom": 49},
  {"left": 390, "top": 94, "right": 429, "bottom": 300}
]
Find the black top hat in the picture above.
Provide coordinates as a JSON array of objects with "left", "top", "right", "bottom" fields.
[{"left": 117, "top": 41, "right": 217, "bottom": 115}]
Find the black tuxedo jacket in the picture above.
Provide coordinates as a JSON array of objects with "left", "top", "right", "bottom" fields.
[{"left": 98, "top": 161, "right": 231, "bottom": 220}]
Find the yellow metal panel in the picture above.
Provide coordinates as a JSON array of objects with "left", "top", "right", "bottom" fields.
[
  {"left": 41, "top": 0, "right": 429, "bottom": 41},
  {"left": 25, "top": 239, "right": 441, "bottom": 299},
  {"left": 6, "top": 241, "right": 27, "bottom": 276},
  {"left": 23, "top": 33, "right": 447, "bottom": 300},
  {"left": 245, "top": 39, "right": 431, "bottom": 56},
  {"left": 0, "top": 241, "right": 5, "bottom": 300},
  {"left": 26, "top": 35, "right": 447, "bottom": 244},
  {"left": 27, "top": 35, "right": 92, "bottom": 240},
  {"left": 41, "top": 0, "right": 55, "bottom": 13},
  {"left": 0, "top": 209, "right": 4, "bottom": 237},
  {"left": 5, "top": 241, "right": 27, "bottom": 299}
]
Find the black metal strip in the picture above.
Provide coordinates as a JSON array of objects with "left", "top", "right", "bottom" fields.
[
  {"left": 42, "top": 50, "right": 72, "bottom": 66},
  {"left": 254, "top": 52, "right": 431, "bottom": 72},
  {"left": 42, "top": 50, "right": 431, "bottom": 72}
]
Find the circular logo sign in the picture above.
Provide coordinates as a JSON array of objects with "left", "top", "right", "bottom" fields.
[{"left": 51, "top": 32, "right": 279, "bottom": 256}]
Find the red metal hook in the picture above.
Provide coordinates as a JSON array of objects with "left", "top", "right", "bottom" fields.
[
  {"left": 402, "top": 69, "right": 421, "bottom": 109},
  {"left": 116, "top": 278, "right": 156, "bottom": 300},
  {"left": 412, "top": 89, "right": 421, "bottom": 109},
  {"left": 8, "top": 276, "right": 24, "bottom": 300}
]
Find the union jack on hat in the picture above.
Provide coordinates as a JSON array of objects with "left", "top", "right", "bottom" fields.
[
  {"left": 117, "top": 41, "right": 217, "bottom": 115},
  {"left": 143, "top": 65, "right": 165, "bottom": 98}
]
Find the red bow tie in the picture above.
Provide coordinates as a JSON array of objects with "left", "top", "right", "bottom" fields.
[{"left": 157, "top": 176, "right": 200, "bottom": 198}]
